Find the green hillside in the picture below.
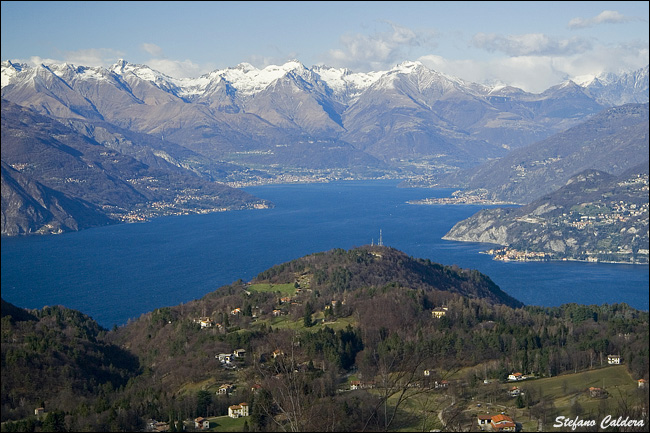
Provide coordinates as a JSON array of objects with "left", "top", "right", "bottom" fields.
[{"left": 2, "top": 246, "right": 648, "bottom": 431}]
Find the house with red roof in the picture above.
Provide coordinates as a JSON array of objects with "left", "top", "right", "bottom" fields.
[{"left": 491, "top": 414, "right": 516, "bottom": 432}]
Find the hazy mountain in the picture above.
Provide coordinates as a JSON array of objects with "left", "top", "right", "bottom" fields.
[
  {"left": 1, "top": 100, "right": 271, "bottom": 236},
  {"left": 3, "top": 60, "right": 647, "bottom": 173},
  {"left": 583, "top": 65, "right": 649, "bottom": 106},
  {"left": 433, "top": 103, "right": 650, "bottom": 204},
  {"left": 1, "top": 161, "right": 116, "bottom": 235},
  {"left": 443, "top": 162, "right": 649, "bottom": 263}
]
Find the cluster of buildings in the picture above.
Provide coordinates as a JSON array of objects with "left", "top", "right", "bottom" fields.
[
  {"left": 408, "top": 189, "right": 515, "bottom": 206},
  {"left": 487, "top": 247, "right": 552, "bottom": 262},
  {"left": 349, "top": 380, "right": 375, "bottom": 390},
  {"left": 194, "top": 316, "right": 223, "bottom": 329},
  {"left": 215, "top": 348, "right": 246, "bottom": 366}
]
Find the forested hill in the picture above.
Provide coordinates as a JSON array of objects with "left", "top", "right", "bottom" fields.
[
  {"left": 253, "top": 245, "right": 524, "bottom": 308},
  {"left": 2, "top": 247, "right": 649, "bottom": 432},
  {"left": 1, "top": 300, "right": 141, "bottom": 430}
]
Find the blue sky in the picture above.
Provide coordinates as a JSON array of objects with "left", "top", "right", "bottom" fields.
[{"left": 1, "top": 1, "right": 648, "bottom": 92}]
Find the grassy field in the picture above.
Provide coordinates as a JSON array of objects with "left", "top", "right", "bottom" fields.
[
  {"left": 254, "top": 312, "right": 357, "bottom": 332},
  {"left": 207, "top": 415, "right": 247, "bottom": 432},
  {"left": 247, "top": 283, "right": 296, "bottom": 296},
  {"left": 382, "top": 365, "right": 643, "bottom": 432},
  {"left": 524, "top": 365, "right": 640, "bottom": 423},
  {"left": 533, "top": 365, "right": 636, "bottom": 400}
]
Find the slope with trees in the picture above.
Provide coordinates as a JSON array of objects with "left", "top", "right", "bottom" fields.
[{"left": 1, "top": 246, "right": 648, "bottom": 431}]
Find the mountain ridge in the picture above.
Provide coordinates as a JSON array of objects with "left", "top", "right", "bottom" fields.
[
  {"left": 2, "top": 59, "right": 648, "bottom": 236},
  {"left": 428, "top": 103, "right": 650, "bottom": 204},
  {"left": 1, "top": 100, "right": 272, "bottom": 236},
  {"left": 3, "top": 59, "right": 647, "bottom": 174}
]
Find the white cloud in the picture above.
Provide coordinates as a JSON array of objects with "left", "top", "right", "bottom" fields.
[
  {"left": 324, "top": 22, "right": 436, "bottom": 71},
  {"left": 61, "top": 48, "right": 125, "bottom": 67},
  {"left": 18, "top": 49, "right": 124, "bottom": 69},
  {"left": 417, "top": 54, "right": 568, "bottom": 93},
  {"left": 141, "top": 43, "right": 164, "bottom": 57},
  {"left": 136, "top": 43, "right": 214, "bottom": 78},
  {"left": 419, "top": 38, "right": 649, "bottom": 94},
  {"left": 145, "top": 58, "right": 206, "bottom": 78},
  {"left": 472, "top": 33, "right": 592, "bottom": 56},
  {"left": 27, "top": 55, "right": 64, "bottom": 66},
  {"left": 568, "top": 10, "right": 638, "bottom": 29}
]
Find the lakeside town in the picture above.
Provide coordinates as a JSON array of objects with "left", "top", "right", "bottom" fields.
[{"left": 407, "top": 188, "right": 518, "bottom": 206}]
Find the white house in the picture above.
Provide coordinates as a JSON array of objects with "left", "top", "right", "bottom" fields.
[
  {"left": 218, "top": 384, "right": 233, "bottom": 395},
  {"left": 217, "top": 353, "right": 233, "bottom": 364},
  {"left": 228, "top": 402, "right": 249, "bottom": 418},
  {"left": 607, "top": 354, "right": 621, "bottom": 365},
  {"left": 508, "top": 372, "right": 524, "bottom": 381},
  {"left": 194, "top": 417, "right": 210, "bottom": 429},
  {"left": 477, "top": 414, "right": 492, "bottom": 428},
  {"left": 195, "top": 317, "right": 213, "bottom": 328},
  {"left": 434, "top": 380, "right": 449, "bottom": 389},
  {"left": 431, "top": 307, "right": 448, "bottom": 318}
]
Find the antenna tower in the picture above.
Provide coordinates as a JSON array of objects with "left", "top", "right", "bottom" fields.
[{"left": 379, "top": 229, "right": 383, "bottom": 246}]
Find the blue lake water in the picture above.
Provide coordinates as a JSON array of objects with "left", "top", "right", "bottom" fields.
[{"left": 2, "top": 179, "right": 648, "bottom": 328}]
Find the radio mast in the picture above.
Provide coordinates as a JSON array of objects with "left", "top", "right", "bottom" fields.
[{"left": 379, "top": 229, "right": 383, "bottom": 246}]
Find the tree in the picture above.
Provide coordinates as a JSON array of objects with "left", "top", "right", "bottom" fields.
[
  {"left": 361, "top": 336, "right": 442, "bottom": 432},
  {"left": 303, "top": 302, "right": 314, "bottom": 328},
  {"left": 42, "top": 410, "right": 66, "bottom": 432},
  {"left": 516, "top": 393, "right": 525, "bottom": 409},
  {"left": 196, "top": 389, "right": 212, "bottom": 417}
]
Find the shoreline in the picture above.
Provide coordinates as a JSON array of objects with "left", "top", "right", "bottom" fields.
[{"left": 478, "top": 250, "right": 649, "bottom": 266}]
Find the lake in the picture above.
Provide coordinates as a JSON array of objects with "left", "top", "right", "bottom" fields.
[{"left": 2, "top": 179, "right": 648, "bottom": 328}]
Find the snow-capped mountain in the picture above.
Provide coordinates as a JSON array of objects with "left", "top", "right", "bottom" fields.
[
  {"left": 2, "top": 58, "right": 648, "bottom": 236},
  {"left": 584, "top": 66, "right": 650, "bottom": 106},
  {"left": 2, "top": 59, "right": 648, "bottom": 171}
]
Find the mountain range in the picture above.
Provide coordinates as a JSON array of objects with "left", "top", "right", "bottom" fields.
[
  {"left": 2, "top": 60, "right": 647, "bottom": 173},
  {"left": 1, "top": 100, "right": 271, "bottom": 235},
  {"left": 1, "top": 59, "right": 648, "bottom": 235}
]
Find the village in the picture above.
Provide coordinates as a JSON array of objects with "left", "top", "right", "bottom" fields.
[
  {"left": 481, "top": 190, "right": 649, "bottom": 265},
  {"left": 129, "top": 283, "right": 641, "bottom": 433},
  {"left": 484, "top": 247, "right": 553, "bottom": 262},
  {"left": 407, "top": 188, "right": 517, "bottom": 206},
  {"left": 135, "top": 356, "right": 645, "bottom": 432}
]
